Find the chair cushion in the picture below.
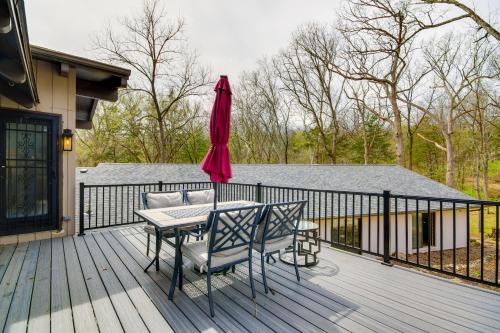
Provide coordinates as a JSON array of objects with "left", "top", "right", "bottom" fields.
[
  {"left": 146, "top": 192, "right": 183, "bottom": 209},
  {"left": 186, "top": 189, "right": 215, "bottom": 205},
  {"left": 253, "top": 235, "right": 293, "bottom": 254},
  {"left": 143, "top": 225, "right": 175, "bottom": 238},
  {"left": 182, "top": 240, "right": 249, "bottom": 273},
  {"left": 143, "top": 225, "right": 156, "bottom": 234}
]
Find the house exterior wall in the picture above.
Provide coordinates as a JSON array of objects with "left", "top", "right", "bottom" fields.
[
  {"left": 0, "top": 59, "right": 76, "bottom": 245},
  {"left": 360, "top": 210, "right": 467, "bottom": 255}
]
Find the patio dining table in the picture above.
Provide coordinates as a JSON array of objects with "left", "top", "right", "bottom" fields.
[{"left": 134, "top": 200, "right": 256, "bottom": 299}]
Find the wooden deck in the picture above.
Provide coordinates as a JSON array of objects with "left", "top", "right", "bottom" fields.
[{"left": 1, "top": 225, "right": 500, "bottom": 333}]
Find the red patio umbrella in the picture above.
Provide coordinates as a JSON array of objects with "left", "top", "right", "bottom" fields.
[{"left": 201, "top": 75, "right": 232, "bottom": 208}]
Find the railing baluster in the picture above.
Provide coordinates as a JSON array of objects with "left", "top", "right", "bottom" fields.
[
  {"left": 427, "top": 200, "right": 431, "bottom": 268},
  {"left": 344, "top": 193, "right": 348, "bottom": 249},
  {"left": 453, "top": 202, "right": 456, "bottom": 275},
  {"left": 480, "top": 203, "right": 484, "bottom": 281},
  {"left": 405, "top": 198, "right": 409, "bottom": 262},
  {"left": 496, "top": 204, "right": 499, "bottom": 285},
  {"left": 337, "top": 192, "right": 341, "bottom": 245},
  {"left": 440, "top": 201, "right": 443, "bottom": 271},
  {"left": 416, "top": 199, "right": 419, "bottom": 266},
  {"left": 368, "top": 195, "right": 371, "bottom": 253},
  {"left": 466, "top": 203, "right": 470, "bottom": 277}
]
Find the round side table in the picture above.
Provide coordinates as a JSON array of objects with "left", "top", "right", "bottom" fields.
[{"left": 279, "top": 221, "right": 321, "bottom": 267}]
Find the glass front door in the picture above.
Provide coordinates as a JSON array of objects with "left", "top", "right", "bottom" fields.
[{"left": 0, "top": 110, "right": 59, "bottom": 235}]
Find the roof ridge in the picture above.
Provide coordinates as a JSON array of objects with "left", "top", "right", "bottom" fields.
[{"left": 96, "top": 162, "right": 400, "bottom": 167}]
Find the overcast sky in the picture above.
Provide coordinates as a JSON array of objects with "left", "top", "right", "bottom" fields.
[{"left": 26, "top": 0, "right": 499, "bottom": 80}]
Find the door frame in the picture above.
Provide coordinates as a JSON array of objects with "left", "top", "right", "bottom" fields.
[{"left": 0, "top": 107, "right": 61, "bottom": 235}]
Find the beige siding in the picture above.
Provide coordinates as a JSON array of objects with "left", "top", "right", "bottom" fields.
[{"left": 0, "top": 59, "right": 77, "bottom": 245}]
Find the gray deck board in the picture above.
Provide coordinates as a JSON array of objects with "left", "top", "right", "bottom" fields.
[
  {"left": 314, "top": 257, "right": 500, "bottom": 331},
  {"left": 0, "top": 243, "right": 28, "bottom": 329},
  {"left": 92, "top": 232, "right": 174, "bottom": 333},
  {"left": 27, "top": 239, "right": 51, "bottom": 333},
  {"left": 3, "top": 241, "right": 39, "bottom": 333},
  {"left": 73, "top": 235, "right": 124, "bottom": 333},
  {"left": 84, "top": 235, "right": 149, "bottom": 333},
  {"left": 50, "top": 237, "right": 74, "bottom": 333},
  {"left": 327, "top": 250, "right": 500, "bottom": 312},
  {"left": 1, "top": 224, "right": 499, "bottom": 333},
  {"left": 63, "top": 236, "right": 99, "bottom": 333},
  {"left": 0, "top": 244, "right": 16, "bottom": 283}
]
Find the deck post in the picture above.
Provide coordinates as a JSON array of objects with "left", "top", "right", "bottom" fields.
[
  {"left": 158, "top": 180, "right": 163, "bottom": 191},
  {"left": 382, "top": 190, "right": 393, "bottom": 266},
  {"left": 78, "top": 182, "right": 85, "bottom": 236},
  {"left": 256, "top": 182, "right": 262, "bottom": 203}
]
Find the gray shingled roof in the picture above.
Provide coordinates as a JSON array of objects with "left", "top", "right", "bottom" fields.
[{"left": 76, "top": 163, "right": 473, "bottom": 200}]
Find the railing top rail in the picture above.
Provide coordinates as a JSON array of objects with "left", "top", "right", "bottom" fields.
[
  {"left": 389, "top": 193, "right": 500, "bottom": 206},
  {"left": 80, "top": 181, "right": 213, "bottom": 188},
  {"left": 258, "top": 183, "right": 383, "bottom": 197},
  {"left": 78, "top": 180, "right": 499, "bottom": 205}
]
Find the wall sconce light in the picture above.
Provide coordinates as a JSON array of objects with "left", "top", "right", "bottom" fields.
[{"left": 62, "top": 129, "right": 73, "bottom": 151}]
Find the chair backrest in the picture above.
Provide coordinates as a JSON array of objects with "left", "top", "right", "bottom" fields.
[
  {"left": 185, "top": 188, "right": 215, "bottom": 205},
  {"left": 207, "top": 204, "right": 264, "bottom": 261},
  {"left": 141, "top": 191, "right": 184, "bottom": 209},
  {"left": 255, "top": 200, "right": 307, "bottom": 243}
]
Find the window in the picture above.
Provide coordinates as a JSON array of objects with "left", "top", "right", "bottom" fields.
[{"left": 412, "top": 212, "right": 436, "bottom": 249}]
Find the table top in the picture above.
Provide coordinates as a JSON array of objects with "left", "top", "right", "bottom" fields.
[
  {"left": 297, "top": 220, "right": 319, "bottom": 231},
  {"left": 135, "top": 200, "right": 256, "bottom": 231}
]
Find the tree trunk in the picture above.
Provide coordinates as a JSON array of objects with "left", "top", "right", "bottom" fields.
[
  {"left": 481, "top": 156, "right": 489, "bottom": 200},
  {"left": 331, "top": 128, "right": 338, "bottom": 164},
  {"left": 157, "top": 118, "right": 167, "bottom": 163},
  {"left": 443, "top": 131, "right": 455, "bottom": 188},
  {"left": 408, "top": 133, "right": 414, "bottom": 170},
  {"left": 388, "top": 89, "right": 405, "bottom": 166},
  {"left": 362, "top": 123, "right": 369, "bottom": 164}
]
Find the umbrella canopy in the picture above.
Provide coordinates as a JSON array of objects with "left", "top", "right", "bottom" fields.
[{"left": 201, "top": 75, "right": 232, "bottom": 183}]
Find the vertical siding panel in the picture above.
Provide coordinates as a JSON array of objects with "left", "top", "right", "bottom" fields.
[{"left": 35, "top": 60, "right": 53, "bottom": 112}]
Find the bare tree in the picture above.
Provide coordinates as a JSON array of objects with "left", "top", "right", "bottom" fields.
[
  {"left": 464, "top": 78, "right": 499, "bottom": 199},
  {"left": 232, "top": 59, "right": 294, "bottom": 163},
  {"left": 400, "top": 34, "right": 499, "bottom": 187},
  {"left": 95, "top": 0, "right": 210, "bottom": 162},
  {"left": 328, "top": 0, "right": 467, "bottom": 166},
  {"left": 275, "top": 24, "right": 345, "bottom": 164},
  {"left": 420, "top": 0, "right": 500, "bottom": 41}
]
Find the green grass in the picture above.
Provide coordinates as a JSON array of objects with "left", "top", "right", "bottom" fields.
[{"left": 469, "top": 209, "right": 499, "bottom": 239}]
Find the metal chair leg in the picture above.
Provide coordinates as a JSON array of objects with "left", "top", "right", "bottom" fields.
[
  {"left": 207, "top": 271, "right": 215, "bottom": 317},
  {"left": 179, "top": 255, "right": 183, "bottom": 291},
  {"left": 168, "top": 253, "right": 179, "bottom": 300},
  {"left": 249, "top": 258, "right": 256, "bottom": 299},
  {"left": 146, "top": 233, "right": 150, "bottom": 257},
  {"left": 293, "top": 243, "right": 300, "bottom": 282},
  {"left": 261, "top": 255, "right": 268, "bottom": 294}
]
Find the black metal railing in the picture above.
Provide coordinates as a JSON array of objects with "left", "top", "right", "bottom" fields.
[{"left": 78, "top": 180, "right": 500, "bottom": 287}]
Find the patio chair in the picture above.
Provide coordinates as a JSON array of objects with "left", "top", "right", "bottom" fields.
[
  {"left": 175, "top": 204, "right": 264, "bottom": 317},
  {"left": 185, "top": 188, "right": 215, "bottom": 240},
  {"left": 141, "top": 190, "right": 184, "bottom": 256},
  {"left": 253, "top": 201, "right": 307, "bottom": 293}
]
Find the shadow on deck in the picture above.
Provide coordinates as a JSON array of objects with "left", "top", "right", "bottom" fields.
[{"left": 1, "top": 224, "right": 500, "bottom": 332}]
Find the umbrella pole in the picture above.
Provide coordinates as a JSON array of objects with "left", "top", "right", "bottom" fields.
[{"left": 213, "top": 182, "right": 218, "bottom": 210}]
